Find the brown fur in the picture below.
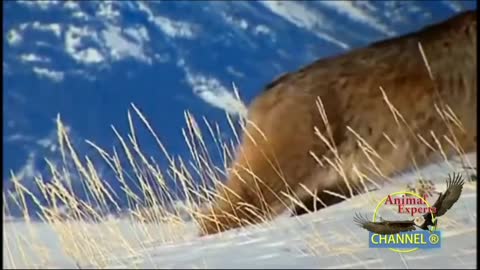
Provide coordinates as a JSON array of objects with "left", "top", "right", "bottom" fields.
[{"left": 195, "top": 10, "right": 477, "bottom": 235}]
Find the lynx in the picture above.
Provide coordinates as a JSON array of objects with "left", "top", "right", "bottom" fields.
[{"left": 196, "top": 10, "right": 477, "bottom": 236}]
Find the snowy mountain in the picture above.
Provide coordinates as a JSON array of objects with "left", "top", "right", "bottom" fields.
[{"left": 3, "top": 1, "right": 477, "bottom": 215}]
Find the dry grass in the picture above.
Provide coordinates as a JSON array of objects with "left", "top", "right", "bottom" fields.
[{"left": 3, "top": 69, "right": 476, "bottom": 268}]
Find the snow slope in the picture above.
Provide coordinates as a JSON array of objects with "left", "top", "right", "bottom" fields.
[{"left": 3, "top": 153, "right": 476, "bottom": 269}]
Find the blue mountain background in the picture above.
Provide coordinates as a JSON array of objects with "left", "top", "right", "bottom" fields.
[{"left": 3, "top": 0, "right": 477, "bottom": 217}]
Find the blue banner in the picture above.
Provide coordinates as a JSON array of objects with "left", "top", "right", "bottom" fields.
[{"left": 369, "top": 231, "right": 441, "bottom": 249}]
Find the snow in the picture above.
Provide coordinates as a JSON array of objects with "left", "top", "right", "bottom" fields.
[
  {"left": 96, "top": 1, "right": 121, "bottom": 21},
  {"left": 30, "top": 22, "right": 62, "bottom": 38},
  {"left": 184, "top": 67, "right": 248, "bottom": 117},
  {"left": 20, "top": 54, "right": 51, "bottom": 63},
  {"left": 137, "top": 2, "right": 197, "bottom": 39},
  {"left": 64, "top": 25, "right": 105, "bottom": 65},
  {"left": 101, "top": 25, "right": 152, "bottom": 64},
  {"left": 124, "top": 26, "right": 150, "bottom": 44},
  {"left": 315, "top": 1, "right": 395, "bottom": 36},
  {"left": 259, "top": 0, "right": 350, "bottom": 49},
  {"left": 253, "top": 25, "right": 272, "bottom": 36},
  {"left": 16, "top": 0, "right": 59, "bottom": 10},
  {"left": 3, "top": 152, "right": 476, "bottom": 269},
  {"left": 32, "top": 67, "right": 64, "bottom": 82}
]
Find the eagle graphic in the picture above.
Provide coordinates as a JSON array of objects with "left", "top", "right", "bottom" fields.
[{"left": 354, "top": 173, "right": 465, "bottom": 234}]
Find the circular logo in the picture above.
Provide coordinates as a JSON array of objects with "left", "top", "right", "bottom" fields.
[
  {"left": 373, "top": 191, "right": 437, "bottom": 253},
  {"left": 429, "top": 233, "right": 440, "bottom": 245}
]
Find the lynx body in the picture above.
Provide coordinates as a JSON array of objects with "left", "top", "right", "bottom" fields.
[{"left": 196, "top": 11, "right": 477, "bottom": 236}]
